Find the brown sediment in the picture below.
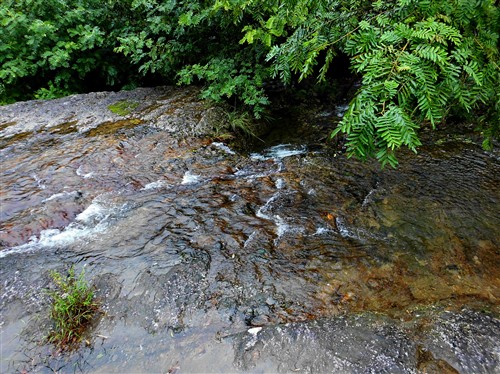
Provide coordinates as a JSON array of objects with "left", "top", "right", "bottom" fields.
[
  {"left": 49, "top": 121, "right": 79, "bottom": 135},
  {"left": 416, "top": 346, "right": 460, "bottom": 374},
  {"left": 0, "top": 131, "right": 33, "bottom": 147},
  {"left": 0, "top": 121, "right": 17, "bottom": 131},
  {"left": 312, "top": 246, "right": 499, "bottom": 319},
  {"left": 85, "top": 118, "right": 144, "bottom": 137}
]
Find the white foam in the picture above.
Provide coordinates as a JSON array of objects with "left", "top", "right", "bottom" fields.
[
  {"left": 275, "top": 215, "right": 305, "bottom": 239},
  {"left": 76, "top": 201, "right": 107, "bottom": 223},
  {"left": 248, "top": 327, "right": 262, "bottom": 335},
  {"left": 212, "top": 142, "right": 235, "bottom": 155},
  {"left": 251, "top": 144, "right": 307, "bottom": 161},
  {"left": 334, "top": 216, "right": 374, "bottom": 241},
  {"left": 250, "top": 153, "right": 268, "bottom": 161},
  {"left": 275, "top": 215, "right": 290, "bottom": 238},
  {"left": 362, "top": 188, "right": 377, "bottom": 207},
  {"left": 335, "top": 216, "right": 353, "bottom": 238},
  {"left": 32, "top": 174, "right": 46, "bottom": 189},
  {"left": 142, "top": 180, "right": 170, "bottom": 190},
  {"left": 0, "top": 245, "right": 36, "bottom": 259},
  {"left": 317, "top": 111, "right": 334, "bottom": 117},
  {"left": 76, "top": 165, "right": 94, "bottom": 179},
  {"left": 307, "top": 188, "right": 317, "bottom": 196},
  {"left": 245, "top": 327, "right": 263, "bottom": 349},
  {"left": 243, "top": 231, "right": 257, "bottom": 248},
  {"left": 313, "top": 226, "right": 332, "bottom": 235},
  {"left": 256, "top": 192, "right": 281, "bottom": 220},
  {"left": 0, "top": 223, "right": 107, "bottom": 259},
  {"left": 275, "top": 178, "right": 286, "bottom": 189},
  {"left": 181, "top": 171, "right": 202, "bottom": 185},
  {"left": 42, "top": 191, "right": 80, "bottom": 202},
  {"left": 335, "top": 104, "right": 350, "bottom": 118},
  {"left": 0, "top": 199, "right": 118, "bottom": 258},
  {"left": 233, "top": 168, "right": 274, "bottom": 180},
  {"left": 40, "top": 224, "right": 107, "bottom": 246}
]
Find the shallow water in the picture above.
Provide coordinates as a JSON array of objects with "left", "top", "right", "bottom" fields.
[{"left": 1, "top": 97, "right": 499, "bottom": 372}]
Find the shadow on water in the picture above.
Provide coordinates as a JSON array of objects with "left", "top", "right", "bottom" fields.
[{"left": 0, "top": 98, "right": 498, "bottom": 372}]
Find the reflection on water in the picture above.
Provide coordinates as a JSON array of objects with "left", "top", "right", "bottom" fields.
[{"left": 1, "top": 110, "right": 499, "bottom": 372}]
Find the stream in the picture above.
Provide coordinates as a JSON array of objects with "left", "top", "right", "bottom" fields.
[{"left": 1, "top": 88, "right": 499, "bottom": 373}]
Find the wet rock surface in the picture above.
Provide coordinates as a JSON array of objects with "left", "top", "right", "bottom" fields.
[
  {"left": 233, "top": 309, "right": 499, "bottom": 373},
  {"left": 0, "top": 86, "right": 224, "bottom": 141},
  {"left": 0, "top": 87, "right": 499, "bottom": 373}
]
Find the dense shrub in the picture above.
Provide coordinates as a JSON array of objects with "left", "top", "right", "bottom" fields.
[{"left": 0, "top": 0, "right": 139, "bottom": 102}]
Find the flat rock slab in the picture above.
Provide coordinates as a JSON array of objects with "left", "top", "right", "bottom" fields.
[
  {"left": 0, "top": 86, "right": 224, "bottom": 139},
  {"left": 231, "top": 309, "right": 499, "bottom": 373}
]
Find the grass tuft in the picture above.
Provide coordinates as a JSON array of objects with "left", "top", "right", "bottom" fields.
[{"left": 46, "top": 266, "right": 100, "bottom": 351}]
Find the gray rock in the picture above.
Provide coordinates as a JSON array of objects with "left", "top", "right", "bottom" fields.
[
  {"left": 233, "top": 309, "right": 499, "bottom": 373},
  {"left": 0, "top": 86, "right": 227, "bottom": 139}
]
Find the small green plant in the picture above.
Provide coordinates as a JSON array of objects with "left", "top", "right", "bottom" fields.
[
  {"left": 107, "top": 100, "right": 139, "bottom": 116},
  {"left": 226, "top": 110, "right": 259, "bottom": 138},
  {"left": 46, "top": 266, "right": 100, "bottom": 350}
]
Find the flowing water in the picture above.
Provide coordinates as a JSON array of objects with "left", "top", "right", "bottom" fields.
[{"left": 0, "top": 91, "right": 499, "bottom": 373}]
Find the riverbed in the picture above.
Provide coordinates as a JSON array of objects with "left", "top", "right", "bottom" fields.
[{"left": 1, "top": 87, "right": 498, "bottom": 373}]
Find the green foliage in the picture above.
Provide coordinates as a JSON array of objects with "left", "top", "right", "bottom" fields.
[
  {"left": 46, "top": 266, "right": 99, "bottom": 350},
  {"left": 2, "top": 0, "right": 498, "bottom": 165},
  {"left": 245, "top": 0, "right": 499, "bottom": 166},
  {"left": 178, "top": 57, "right": 270, "bottom": 118},
  {"left": 115, "top": 0, "right": 272, "bottom": 117},
  {"left": 332, "top": 0, "right": 500, "bottom": 166},
  {"left": 0, "top": 0, "right": 137, "bottom": 103},
  {"left": 118, "top": 0, "right": 498, "bottom": 165}
]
